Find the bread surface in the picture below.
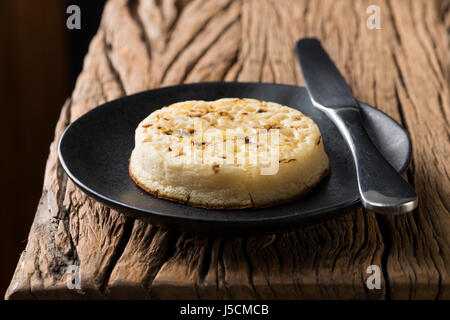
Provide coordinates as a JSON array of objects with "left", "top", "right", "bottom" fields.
[{"left": 129, "top": 98, "right": 330, "bottom": 209}]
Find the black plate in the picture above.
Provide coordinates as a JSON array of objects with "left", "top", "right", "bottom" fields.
[{"left": 59, "top": 82, "right": 412, "bottom": 234}]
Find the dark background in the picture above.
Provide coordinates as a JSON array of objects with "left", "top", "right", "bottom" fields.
[{"left": 0, "top": 0, "right": 106, "bottom": 297}]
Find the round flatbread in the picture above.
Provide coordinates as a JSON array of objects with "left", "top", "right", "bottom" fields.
[{"left": 129, "top": 98, "right": 329, "bottom": 209}]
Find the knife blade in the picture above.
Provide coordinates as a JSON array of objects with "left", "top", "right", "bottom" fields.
[{"left": 295, "top": 38, "right": 357, "bottom": 109}]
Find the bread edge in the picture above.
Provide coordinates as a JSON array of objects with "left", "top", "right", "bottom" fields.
[{"left": 129, "top": 158, "right": 330, "bottom": 210}]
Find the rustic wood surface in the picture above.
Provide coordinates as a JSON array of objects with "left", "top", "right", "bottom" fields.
[{"left": 5, "top": 0, "right": 449, "bottom": 299}]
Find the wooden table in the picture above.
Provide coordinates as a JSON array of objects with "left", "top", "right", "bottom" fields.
[{"left": 6, "top": 0, "right": 449, "bottom": 299}]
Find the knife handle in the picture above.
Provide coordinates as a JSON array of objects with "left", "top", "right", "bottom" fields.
[{"left": 325, "top": 107, "right": 417, "bottom": 214}]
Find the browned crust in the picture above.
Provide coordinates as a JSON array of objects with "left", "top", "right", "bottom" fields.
[{"left": 129, "top": 158, "right": 330, "bottom": 210}]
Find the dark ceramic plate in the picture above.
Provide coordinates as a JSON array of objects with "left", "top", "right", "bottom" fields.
[{"left": 58, "top": 82, "right": 412, "bottom": 234}]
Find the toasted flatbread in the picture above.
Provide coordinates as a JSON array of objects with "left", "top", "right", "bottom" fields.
[{"left": 129, "top": 98, "right": 329, "bottom": 209}]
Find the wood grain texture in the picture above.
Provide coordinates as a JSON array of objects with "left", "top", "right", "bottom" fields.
[{"left": 6, "top": 0, "right": 449, "bottom": 299}]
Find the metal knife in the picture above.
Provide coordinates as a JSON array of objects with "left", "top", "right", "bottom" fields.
[{"left": 295, "top": 38, "right": 417, "bottom": 214}]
